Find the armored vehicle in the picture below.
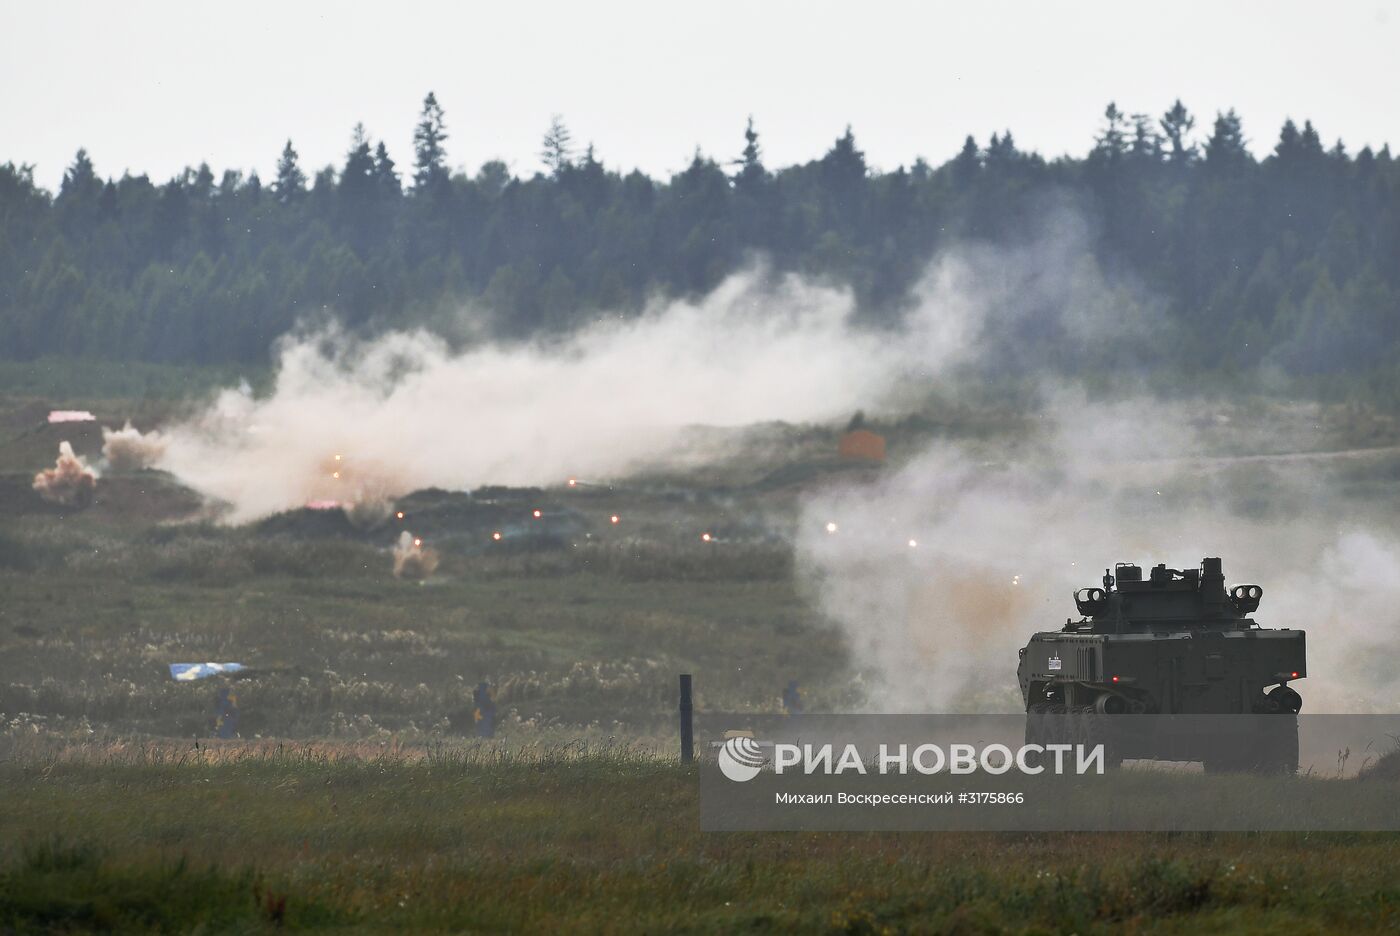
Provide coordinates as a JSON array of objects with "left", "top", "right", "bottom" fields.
[{"left": 1018, "top": 558, "right": 1305, "bottom": 772}]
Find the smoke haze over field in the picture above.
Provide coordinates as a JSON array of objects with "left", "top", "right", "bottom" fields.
[
  {"left": 157, "top": 252, "right": 1008, "bottom": 521},
  {"left": 796, "top": 394, "right": 1400, "bottom": 715},
  {"left": 158, "top": 219, "right": 1163, "bottom": 522},
  {"left": 146, "top": 226, "right": 1400, "bottom": 714}
]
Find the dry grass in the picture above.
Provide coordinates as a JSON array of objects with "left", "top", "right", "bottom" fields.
[{"left": 1, "top": 746, "right": 1398, "bottom": 932}]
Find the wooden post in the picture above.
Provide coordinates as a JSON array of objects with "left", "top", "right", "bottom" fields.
[{"left": 679, "top": 673, "right": 694, "bottom": 763}]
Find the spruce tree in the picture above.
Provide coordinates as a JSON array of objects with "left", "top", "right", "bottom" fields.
[
  {"left": 274, "top": 140, "right": 306, "bottom": 204},
  {"left": 1159, "top": 100, "right": 1196, "bottom": 163},
  {"left": 412, "top": 92, "right": 449, "bottom": 191},
  {"left": 540, "top": 115, "right": 574, "bottom": 176}
]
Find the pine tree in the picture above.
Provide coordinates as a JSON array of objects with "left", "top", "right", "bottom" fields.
[
  {"left": 1204, "top": 109, "right": 1249, "bottom": 170},
  {"left": 274, "top": 140, "right": 306, "bottom": 203},
  {"left": 1092, "top": 103, "right": 1129, "bottom": 161},
  {"left": 821, "top": 126, "right": 867, "bottom": 194},
  {"left": 58, "top": 149, "right": 101, "bottom": 204},
  {"left": 1275, "top": 119, "right": 1302, "bottom": 162},
  {"left": 952, "top": 135, "right": 980, "bottom": 185},
  {"left": 374, "top": 141, "right": 401, "bottom": 198},
  {"left": 1299, "top": 120, "right": 1324, "bottom": 160},
  {"left": 1159, "top": 100, "right": 1196, "bottom": 163},
  {"left": 540, "top": 115, "right": 574, "bottom": 175},
  {"left": 341, "top": 124, "right": 376, "bottom": 201},
  {"left": 412, "top": 92, "right": 449, "bottom": 190},
  {"left": 734, "top": 116, "right": 766, "bottom": 191},
  {"left": 984, "top": 131, "right": 1018, "bottom": 169},
  {"left": 1130, "top": 113, "right": 1161, "bottom": 160}
]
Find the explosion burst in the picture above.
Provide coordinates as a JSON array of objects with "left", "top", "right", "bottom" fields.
[
  {"left": 33, "top": 441, "right": 98, "bottom": 507},
  {"left": 392, "top": 530, "right": 439, "bottom": 580}
]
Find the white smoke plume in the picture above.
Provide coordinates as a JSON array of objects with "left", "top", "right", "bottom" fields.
[
  {"left": 156, "top": 210, "right": 1152, "bottom": 524},
  {"left": 155, "top": 262, "right": 1003, "bottom": 522},
  {"left": 33, "top": 441, "right": 98, "bottom": 507},
  {"left": 392, "top": 531, "right": 439, "bottom": 580},
  {"left": 797, "top": 392, "right": 1400, "bottom": 715},
  {"left": 101, "top": 421, "right": 167, "bottom": 472}
]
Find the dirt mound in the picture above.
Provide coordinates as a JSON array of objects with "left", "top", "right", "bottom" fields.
[{"left": 256, "top": 506, "right": 366, "bottom": 540}]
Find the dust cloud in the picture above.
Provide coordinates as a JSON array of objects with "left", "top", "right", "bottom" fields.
[
  {"left": 392, "top": 531, "right": 440, "bottom": 580},
  {"left": 32, "top": 441, "right": 98, "bottom": 507},
  {"left": 141, "top": 212, "right": 1400, "bottom": 713},
  {"left": 796, "top": 393, "right": 1400, "bottom": 715},
  {"left": 101, "top": 421, "right": 167, "bottom": 471},
  {"left": 155, "top": 260, "right": 998, "bottom": 522}
]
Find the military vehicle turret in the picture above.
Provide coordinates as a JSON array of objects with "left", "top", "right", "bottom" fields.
[{"left": 1018, "top": 557, "right": 1304, "bottom": 773}]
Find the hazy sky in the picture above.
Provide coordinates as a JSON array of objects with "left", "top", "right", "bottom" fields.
[{"left": 3, "top": 1, "right": 1396, "bottom": 191}]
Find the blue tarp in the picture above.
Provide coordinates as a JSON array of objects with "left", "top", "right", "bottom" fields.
[{"left": 169, "top": 662, "right": 246, "bottom": 681}]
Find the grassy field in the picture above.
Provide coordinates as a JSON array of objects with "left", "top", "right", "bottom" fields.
[
  {"left": 5, "top": 380, "right": 1400, "bottom": 931},
  {"left": 0, "top": 514, "right": 848, "bottom": 739},
  {"left": 1, "top": 744, "right": 1398, "bottom": 933}
]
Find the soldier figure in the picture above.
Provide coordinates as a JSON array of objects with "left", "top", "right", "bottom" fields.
[
  {"left": 211, "top": 686, "right": 240, "bottom": 739},
  {"left": 782, "top": 680, "right": 803, "bottom": 715},
  {"left": 473, "top": 681, "right": 497, "bottom": 738}
]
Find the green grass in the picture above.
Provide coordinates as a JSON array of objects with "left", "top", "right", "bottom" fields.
[
  {"left": 0, "top": 747, "right": 1397, "bottom": 933},
  {"left": 6, "top": 383, "right": 1400, "bottom": 931},
  {"left": 0, "top": 515, "right": 846, "bottom": 739}
]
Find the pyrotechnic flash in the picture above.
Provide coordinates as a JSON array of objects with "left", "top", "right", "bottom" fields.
[
  {"left": 532, "top": 509, "right": 542, "bottom": 519},
  {"left": 396, "top": 511, "right": 405, "bottom": 520},
  {"left": 492, "top": 531, "right": 503, "bottom": 541},
  {"left": 33, "top": 441, "right": 98, "bottom": 507},
  {"left": 567, "top": 478, "right": 577, "bottom": 487},
  {"left": 610, "top": 515, "right": 620, "bottom": 524},
  {"left": 825, "top": 521, "right": 839, "bottom": 534},
  {"left": 101, "top": 421, "right": 167, "bottom": 471},
  {"left": 392, "top": 530, "right": 439, "bottom": 580},
  {"left": 701, "top": 532, "right": 713, "bottom": 543},
  {"left": 908, "top": 539, "right": 919, "bottom": 548}
]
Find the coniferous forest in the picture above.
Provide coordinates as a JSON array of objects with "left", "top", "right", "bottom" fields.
[{"left": 2, "top": 94, "right": 1398, "bottom": 395}]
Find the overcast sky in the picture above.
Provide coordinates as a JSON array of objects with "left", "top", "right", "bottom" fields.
[{"left": 3, "top": 1, "right": 1396, "bottom": 192}]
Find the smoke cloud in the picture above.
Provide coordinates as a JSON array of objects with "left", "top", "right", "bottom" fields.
[
  {"left": 101, "top": 421, "right": 168, "bottom": 472},
  {"left": 392, "top": 531, "right": 439, "bottom": 580},
  {"left": 156, "top": 209, "right": 1155, "bottom": 524},
  {"left": 141, "top": 210, "right": 1400, "bottom": 713},
  {"left": 156, "top": 260, "right": 1005, "bottom": 522},
  {"left": 796, "top": 392, "right": 1400, "bottom": 715},
  {"left": 33, "top": 441, "right": 98, "bottom": 507}
]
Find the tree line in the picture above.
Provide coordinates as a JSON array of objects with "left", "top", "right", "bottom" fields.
[{"left": 1, "top": 93, "right": 1398, "bottom": 395}]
